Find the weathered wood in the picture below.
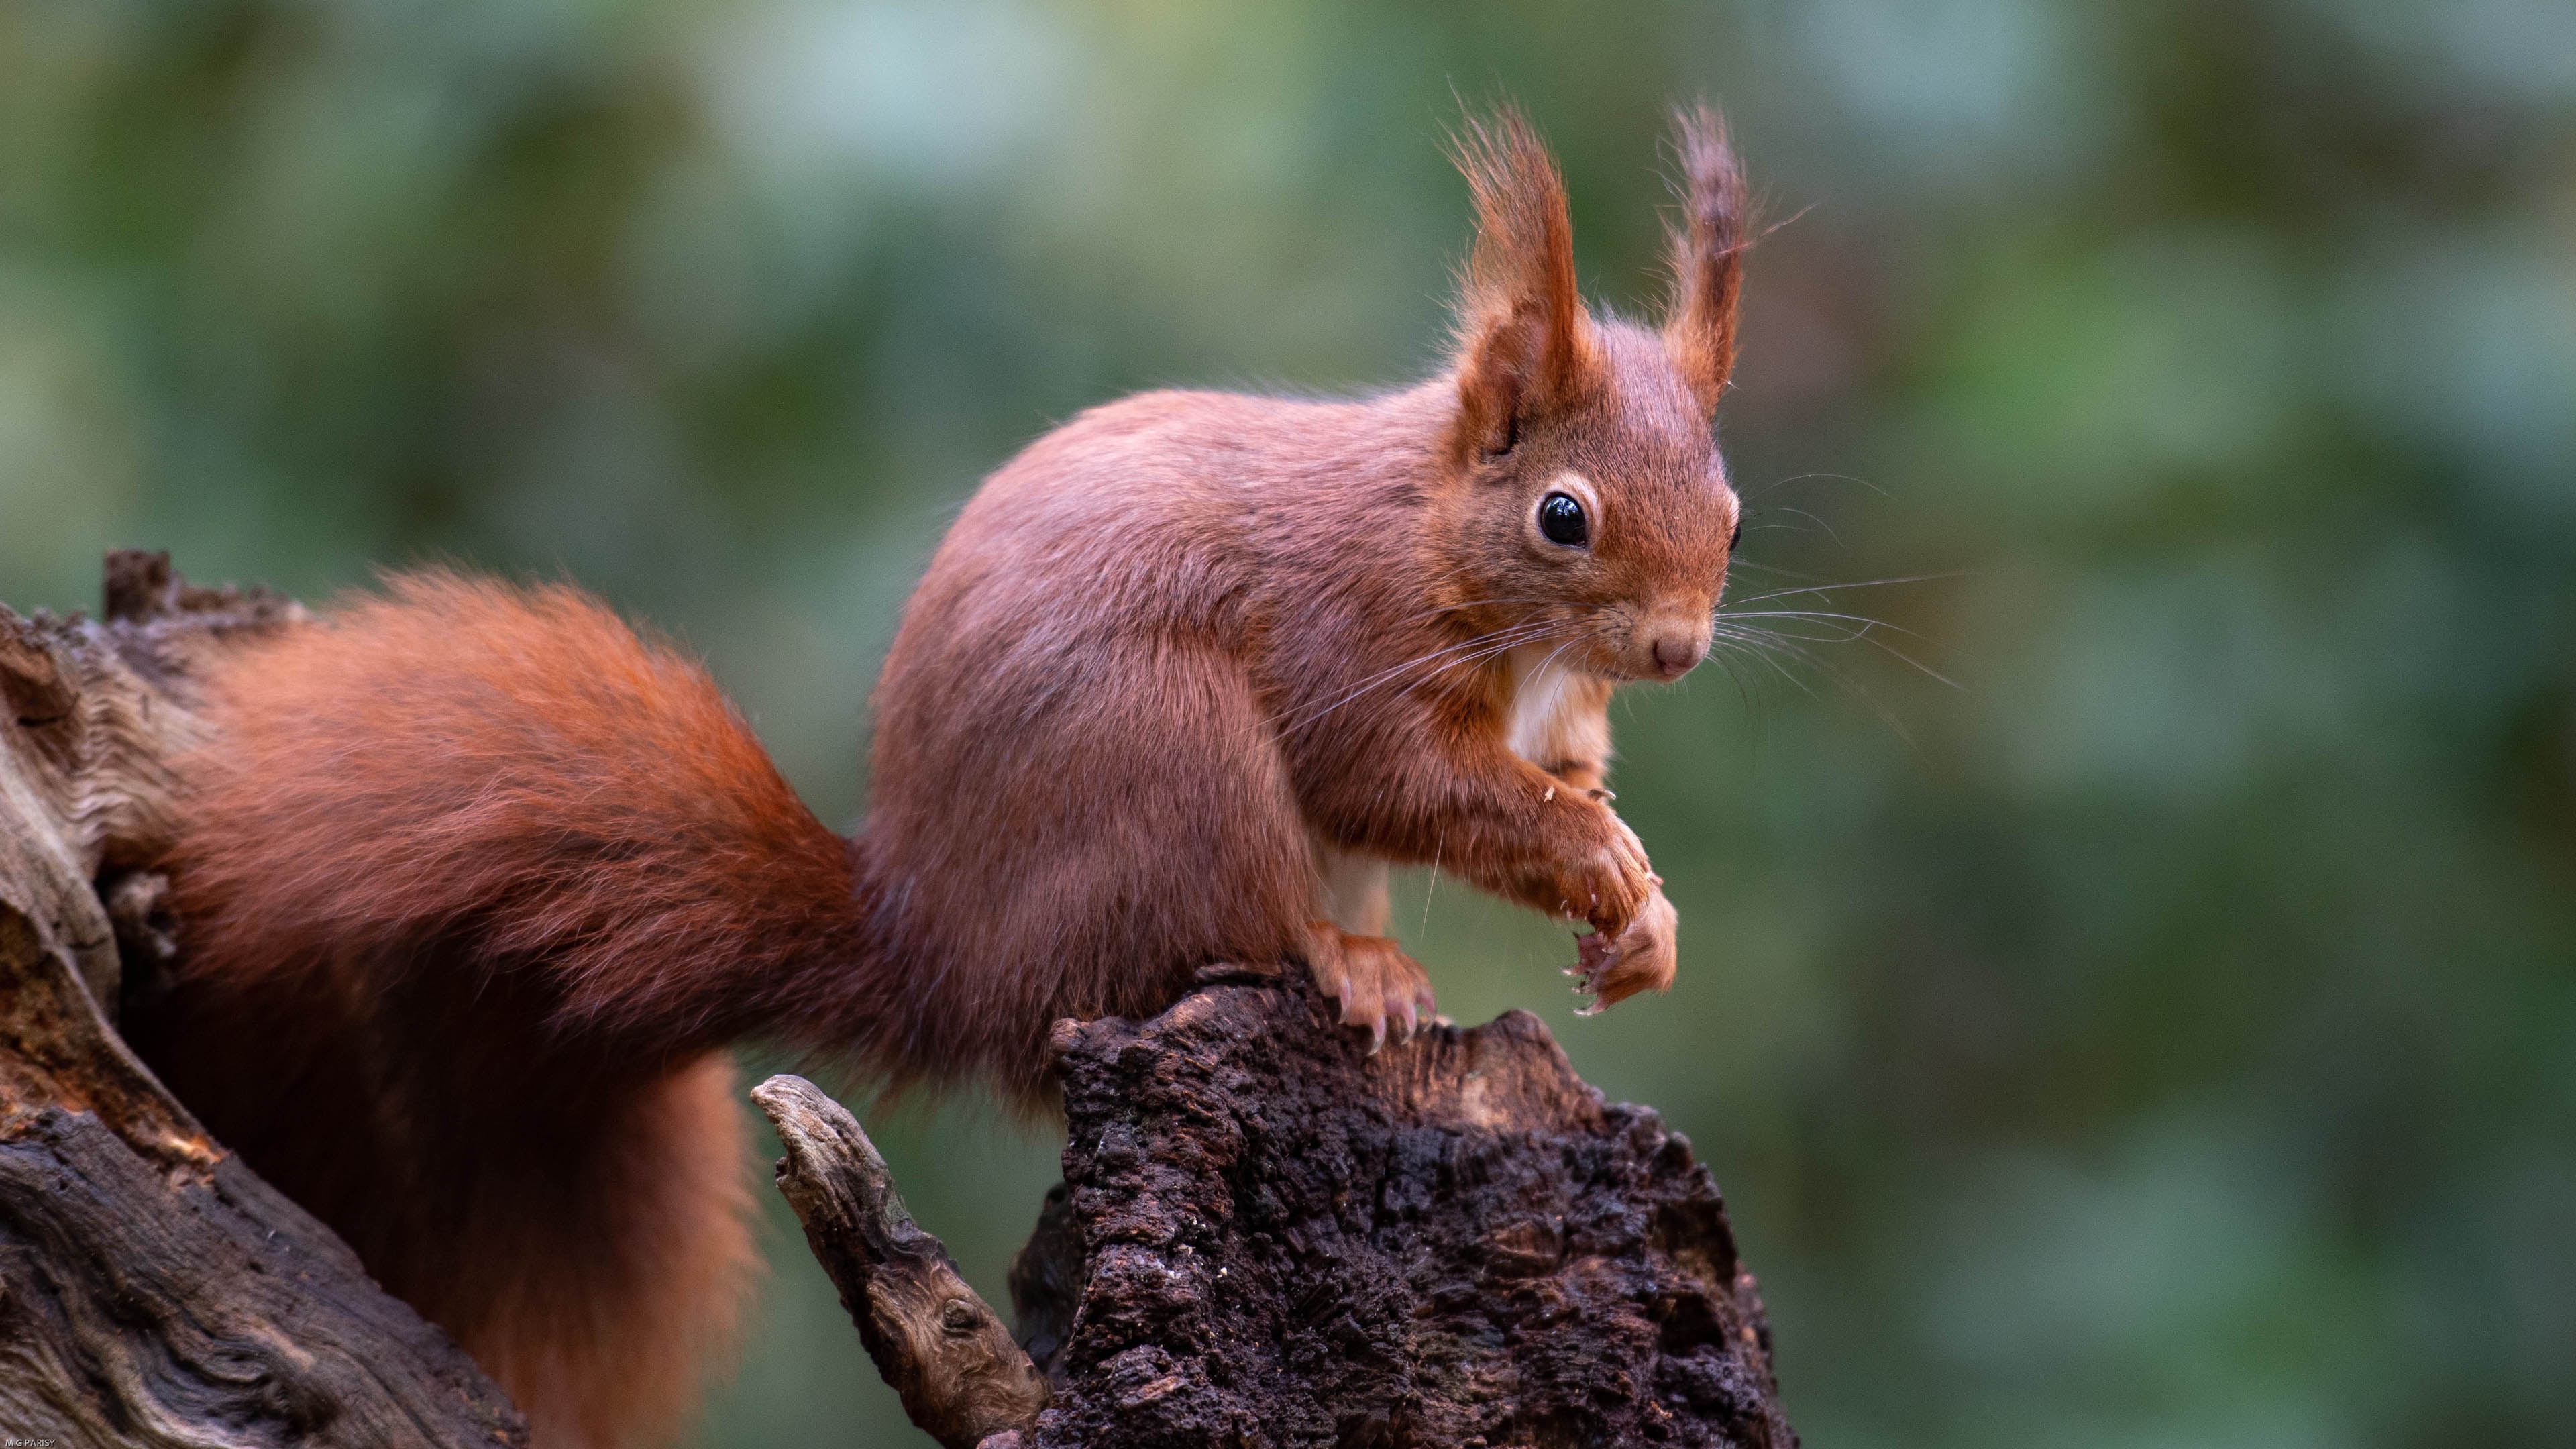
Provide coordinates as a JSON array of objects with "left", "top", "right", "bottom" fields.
[
  {"left": 752, "top": 1076, "right": 1053, "bottom": 1448},
  {"left": 1005, "top": 966, "right": 1795, "bottom": 1448},
  {"left": 0, "top": 553, "right": 527, "bottom": 1448}
]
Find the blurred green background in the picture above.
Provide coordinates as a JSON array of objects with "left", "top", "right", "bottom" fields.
[{"left": 5, "top": 0, "right": 2572, "bottom": 1444}]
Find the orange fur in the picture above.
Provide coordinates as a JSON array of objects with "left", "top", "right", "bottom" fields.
[
  {"left": 1664, "top": 104, "right": 1754, "bottom": 416},
  {"left": 138, "top": 107, "right": 1756, "bottom": 1446},
  {"left": 138, "top": 574, "right": 842, "bottom": 1448}
]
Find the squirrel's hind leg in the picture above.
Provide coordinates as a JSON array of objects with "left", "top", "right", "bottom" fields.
[
  {"left": 1301, "top": 922, "right": 1435, "bottom": 1051},
  {"left": 1313, "top": 840, "right": 1394, "bottom": 936},
  {"left": 1306, "top": 840, "right": 1435, "bottom": 1046}
]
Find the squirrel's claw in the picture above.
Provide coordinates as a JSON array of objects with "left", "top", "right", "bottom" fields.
[
  {"left": 1305, "top": 922, "right": 1436, "bottom": 1055},
  {"left": 1568, "top": 888, "right": 1681, "bottom": 1016}
]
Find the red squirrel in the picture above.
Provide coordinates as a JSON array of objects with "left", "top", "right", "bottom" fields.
[{"left": 130, "top": 107, "right": 1750, "bottom": 1448}]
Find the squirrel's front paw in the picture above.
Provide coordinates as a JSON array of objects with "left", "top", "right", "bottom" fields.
[
  {"left": 1569, "top": 885, "right": 1678, "bottom": 1015},
  {"left": 1304, "top": 922, "right": 1436, "bottom": 1052},
  {"left": 1550, "top": 801, "right": 1657, "bottom": 934}
]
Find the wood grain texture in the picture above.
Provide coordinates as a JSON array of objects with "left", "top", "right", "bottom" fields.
[
  {"left": 0, "top": 553, "right": 527, "bottom": 1449},
  {"left": 751, "top": 1076, "right": 1051, "bottom": 1449}
]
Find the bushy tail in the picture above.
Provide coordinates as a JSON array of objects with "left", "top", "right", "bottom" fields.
[
  {"left": 170, "top": 568, "right": 871, "bottom": 1055},
  {"left": 141, "top": 570, "right": 875, "bottom": 1448}
]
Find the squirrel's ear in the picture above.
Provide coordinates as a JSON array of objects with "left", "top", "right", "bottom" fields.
[
  {"left": 1661, "top": 104, "right": 1751, "bottom": 419},
  {"left": 1447, "top": 107, "right": 1596, "bottom": 464}
]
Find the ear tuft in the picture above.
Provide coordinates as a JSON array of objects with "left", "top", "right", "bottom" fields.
[
  {"left": 1446, "top": 105, "right": 1595, "bottom": 463},
  {"left": 1662, "top": 103, "right": 1752, "bottom": 417}
]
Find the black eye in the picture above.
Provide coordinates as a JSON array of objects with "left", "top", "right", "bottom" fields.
[
  {"left": 1728, "top": 518, "right": 1742, "bottom": 551},
  {"left": 1536, "top": 491, "right": 1588, "bottom": 547}
]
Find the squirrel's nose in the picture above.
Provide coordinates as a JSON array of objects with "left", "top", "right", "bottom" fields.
[{"left": 1650, "top": 631, "right": 1709, "bottom": 678}]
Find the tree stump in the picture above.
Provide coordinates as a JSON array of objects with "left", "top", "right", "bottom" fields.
[
  {"left": 1020, "top": 969, "right": 1790, "bottom": 1446},
  {"left": 762, "top": 968, "right": 1794, "bottom": 1448}
]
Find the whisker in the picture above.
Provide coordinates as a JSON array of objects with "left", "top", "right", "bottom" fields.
[
  {"left": 1748, "top": 506, "right": 1841, "bottom": 545},
  {"left": 1851, "top": 634, "right": 1962, "bottom": 692},
  {"left": 1708, "top": 632, "right": 1823, "bottom": 705},
  {"left": 1271, "top": 618, "right": 1562, "bottom": 738},
  {"left": 1717, "top": 608, "right": 1963, "bottom": 692},
  {"left": 1279, "top": 633, "right": 1539, "bottom": 735},
  {"left": 1721, "top": 626, "right": 1913, "bottom": 742},
  {"left": 1737, "top": 470, "right": 1892, "bottom": 501},
  {"left": 1723, "top": 573, "right": 1968, "bottom": 608},
  {"left": 1723, "top": 608, "right": 1927, "bottom": 638},
  {"left": 1703, "top": 640, "right": 1760, "bottom": 720},
  {"left": 1405, "top": 596, "right": 1566, "bottom": 621}
]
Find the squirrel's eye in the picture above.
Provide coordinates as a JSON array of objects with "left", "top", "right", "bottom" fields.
[
  {"left": 1536, "top": 492, "right": 1589, "bottom": 547},
  {"left": 1728, "top": 518, "right": 1742, "bottom": 552}
]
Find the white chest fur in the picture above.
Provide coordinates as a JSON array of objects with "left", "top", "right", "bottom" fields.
[
  {"left": 1308, "top": 643, "right": 1609, "bottom": 938},
  {"left": 1503, "top": 643, "right": 1592, "bottom": 767}
]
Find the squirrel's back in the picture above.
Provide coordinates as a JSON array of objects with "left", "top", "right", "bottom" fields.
[{"left": 136, "top": 571, "right": 872, "bottom": 1448}]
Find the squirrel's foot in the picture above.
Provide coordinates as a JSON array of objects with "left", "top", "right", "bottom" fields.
[
  {"left": 1568, "top": 885, "right": 1679, "bottom": 1015},
  {"left": 1303, "top": 922, "right": 1436, "bottom": 1053}
]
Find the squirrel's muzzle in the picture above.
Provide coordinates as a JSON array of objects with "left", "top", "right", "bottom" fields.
[{"left": 1650, "top": 631, "right": 1709, "bottom": 679}]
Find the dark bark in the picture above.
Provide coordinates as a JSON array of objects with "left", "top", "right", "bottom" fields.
[
  {"left": 767, "top": 964, "right": 1795, "bottom": 1448},
  {"left": 1001, "top": 966, "right": 1795, "bottom": 1448},
  {"left": 0, "top": 555, "right": 527, "bottom": 1448}
]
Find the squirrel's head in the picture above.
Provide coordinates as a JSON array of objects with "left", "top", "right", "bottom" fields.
[{"left": 1426, "top": 107, "right": 1749, "bottom": 686}]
